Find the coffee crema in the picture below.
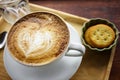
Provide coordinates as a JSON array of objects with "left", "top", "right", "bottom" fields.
[{"left": 7, "top": 12, "right": 69, "bottom": 66}]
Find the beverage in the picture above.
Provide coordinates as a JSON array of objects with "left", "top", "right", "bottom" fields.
[{"left": 7, "top": 12, "right": 69, "bottom": 66}]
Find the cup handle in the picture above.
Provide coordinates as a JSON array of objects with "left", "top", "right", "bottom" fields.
[{"left": 65, "top": 43, "right": 86, "bottom": 56}]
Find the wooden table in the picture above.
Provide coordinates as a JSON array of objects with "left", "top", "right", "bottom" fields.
[{"left": 29, "top": 0, "right": 120, "bottom": 80}]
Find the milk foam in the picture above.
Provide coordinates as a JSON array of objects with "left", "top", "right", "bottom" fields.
[
  {"left": 7, "top": 12, "right": 69, "bottom": 65},
  {"left": 17, "top": 24, "right": 53, "bottom": 57}
]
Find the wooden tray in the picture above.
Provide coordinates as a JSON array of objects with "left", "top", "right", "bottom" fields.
[{"left": 0, "top": 3, "right": 116, "bottom": 80}]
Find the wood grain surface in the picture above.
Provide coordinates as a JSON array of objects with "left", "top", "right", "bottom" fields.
[{"left": 29, "top": 0, "right": 120, "bottom": 80}]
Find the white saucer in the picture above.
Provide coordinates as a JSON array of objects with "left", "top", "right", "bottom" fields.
[{"left": 4, "top": 23, "right": 83, "bottom": 80}]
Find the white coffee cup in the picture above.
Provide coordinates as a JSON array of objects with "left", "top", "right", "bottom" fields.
[
  {"left": 4, "top": 12, "right": 86, "bottom": 80},
  {"left": 4, "top": 23, "right": 84, "bottom": 80},
  {"left": 5, "top": 12, "right": 86, "bottom": 67}
]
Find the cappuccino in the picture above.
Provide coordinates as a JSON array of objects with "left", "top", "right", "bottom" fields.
[{"left": 7, "top": 12, "right": 69, "bottom": 66}]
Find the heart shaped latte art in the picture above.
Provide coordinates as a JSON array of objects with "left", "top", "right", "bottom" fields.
[{"left": 16, "top": 22, "right": 53, "bottom": 57}]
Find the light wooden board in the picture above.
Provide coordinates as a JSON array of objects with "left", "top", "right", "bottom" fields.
[{"left": 0, "top": 3, "right": 116, "bottom": 80}]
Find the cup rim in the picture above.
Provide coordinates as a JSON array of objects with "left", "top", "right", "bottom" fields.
[{"left": 6, "top": 11, "right": 70, "bottom": 67}]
